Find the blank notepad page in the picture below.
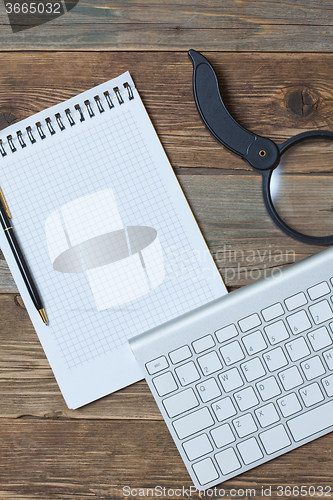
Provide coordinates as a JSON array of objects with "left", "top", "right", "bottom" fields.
[{"left": 0, "top": 71, "right": 227, "bottom": 408}]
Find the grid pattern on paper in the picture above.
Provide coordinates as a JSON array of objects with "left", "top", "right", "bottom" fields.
[{"left": 0, "top": 93, "right": 220, "bottom": 370}]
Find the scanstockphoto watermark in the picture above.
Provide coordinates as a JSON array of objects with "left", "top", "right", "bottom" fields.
[
  {"left": 4, "top": 0, "right": 79, "bottom": 33},
  {"left": 122, "top": 485, "right": 333, "bottom": 498},
  {"left": 122, "top": 485, "right": 257, "bottom": 498}
]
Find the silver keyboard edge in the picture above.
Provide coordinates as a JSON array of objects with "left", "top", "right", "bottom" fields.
[{"left": 129, "top": 246, "right": 333, "bottom": 356}]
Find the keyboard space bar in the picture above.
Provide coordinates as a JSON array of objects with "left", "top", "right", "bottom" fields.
[{"left": 287, "top": 401, "right": 333, "bottom": 442}]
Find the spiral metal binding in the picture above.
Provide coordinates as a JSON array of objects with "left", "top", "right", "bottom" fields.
[
  {"left": 65, "top": 109, "right": 75, "bottom": 127},
  {"left": 7, "top": 135, "right": 16, "bottom": 152},
  {"left": 74, "top": 104, "right": 85, "bottom": 122},
  {"left": 124, "top": 82, "right": 134, "bottom": 100},
  {"left": 26, "top": 126, "right": 36, "bottom": 144},
  {"left": 0, "top": 140, "right": 7, "bottom": 157},
  {"left": 104, "top": 91, "right": 114, "bottom": 109},
  {"left": 113, "top": 87, "right": 124, "bottom": 105},
  {"left": 17, "top": 131, "right": 26, "bottom": 148},
  {"left": 84, "top": 100, "right": 95, "bottom": 118},
  {"left": 0, "top": 82, "right": 134, "bottom": 157},
  {"left": 45, "top": 118, "right": 56, "bottom": 135},
  {"left": 36, "top": 122, "right": 46, "bottom": 139},
  {"left": 55, "top": 113, "right": 65, "bottom": 131},
  {"left": 94, "top": 95, "right": 104, "bottom": 113}
]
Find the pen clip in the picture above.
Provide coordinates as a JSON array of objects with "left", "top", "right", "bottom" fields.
[{"left": 0, "top": 187, "right": 11, "bottom": 218}]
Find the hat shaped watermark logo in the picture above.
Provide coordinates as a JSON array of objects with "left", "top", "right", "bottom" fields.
[
  {"left": 4, "top": 0, "right": 79, "bottom": 33},
  {"left": 45, "top": 188, "right": 165, "bottom": 311}
]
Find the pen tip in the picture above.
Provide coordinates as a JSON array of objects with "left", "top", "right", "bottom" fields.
[{"left": 39, "top": 308, "right": 49, "bottom": 325}]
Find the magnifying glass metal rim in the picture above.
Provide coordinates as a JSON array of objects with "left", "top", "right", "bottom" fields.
[{"left": 262, "top": 130, "right": 333, "bottom": 246}]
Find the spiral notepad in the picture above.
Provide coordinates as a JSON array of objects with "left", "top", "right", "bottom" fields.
[{"left": 0, "top": 71, "right": 227, "bottom": 409}]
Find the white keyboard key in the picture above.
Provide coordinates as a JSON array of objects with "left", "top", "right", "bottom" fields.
[
  {"left": 215, "top": 324, "right": 238, "bottom": 343},
  {"left": 285, "top": 292, "right": 307, "bottom": 311},
  {"left": 263, "top": 347, "right": 288, "bottom": 372},
  {"left": 215, "top": 448, "right": 241, "bottom": 476},
  {"left": 241, "top": 357, "right": 266, "bottom": 382},
  {"left": 242, "top": 330, "right": 267, "bottom": 355},
  {"left": 212, "top": 397, "right": 237, "bottom": 422},
  {"left": 198, "top": 351, "right": 222, "bottom": 376},
  {"left": 279, "top": 366, "right": 303, "bottom": 391},
  {"left": 264, "top": 320, "right": 289, "bottom": 345},
  {"left": 153, "top": 371, "right": 178, "bottom": 396},
  {"left": 255, "top": 403, "right": 280, "bottom": 427},
  {"left": 256, "top": 376, "right": 281, "bottom": 401},
  {"left": 173, "top": 407, "right": 214, "bottom": 439},
  {"left": 169, "top": 345, "right": 191, "bottom": 364},
  {"left": 183, "top": 433, "right": 213, "bottom": 461},
  {"left": 219, "top": 367, "right": 244, "bottom": 392},
  {"left": 262, "top": 303, "right": 284, "bottom": 322},
  {"left": 285, "top": 337, "right": 310, "bottom": 362},
  {"left": 192, "top": 458, "right": 219, "bottom": 486},
  {"left": 196, "top": 378, "right": 221, "bottom": 403},
  {"left": 146, "top": 356, "right": 168, "bottom": 375},
  {"left": 237, "top": 437, "right": 263, "bottom": 465},
  {"left": 287, "top": 310, "right": 311, "bottom": 334},
  {"left": 239, "top": 313, "right": 261, "bottom": 333},
  {"left": 163, "top": 388, "right": 199, "bottom": 418},
  {"left": 193, "top": 335, "right": 215, "bottom": 354},
  {"left": 308, "top": 281, "right": 330, "bottom": 301},
  {"left": 234, "top": 387, "right": 259, "bottom": 411},
  {"left": 277, "top": 393, "right": 302, "bottom": 417},
  {"left": 322, "top": 374, "right": 333, "bottom": 396},
  {"left": 309, "top": 300, "right": 333, "bottom": 325},
  {"left": 323, "top": 347, "right": 333, "bottom": 369},
  {"left": 220, "top": 341, "right": 245, "bottom": 366},
  {"left": 301, "top": 356, "right": 325, "bottom": 381},
  {"left": 308, "top": 327, "right": 332, "bottom": 351},
  {"left": 211, "top": 423, "right": 235, "bottom": 448},
  {"left": 299, "top": 382, "right": 324, "bottom": 407},
  {"left": 233, "top": 413, "right": 257, "bottom": 438},
  {"left": 259, "top": 425, "right": 291, "bottom": 454},
  {"left": 175, "top": 361, "right": 200, "bottom": 386},
  {"left": 287, "top": 400, "right": 333, "bottom": 442}
]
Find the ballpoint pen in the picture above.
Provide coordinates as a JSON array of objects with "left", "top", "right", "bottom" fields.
[{"left": 0, "top": 187, "right": 48, "bottom": 324}]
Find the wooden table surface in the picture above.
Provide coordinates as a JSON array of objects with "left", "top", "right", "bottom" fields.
[{"left": 2, "top": 2, "right": 333, "bottom": 499}]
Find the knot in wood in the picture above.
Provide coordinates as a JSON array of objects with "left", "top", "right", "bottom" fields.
[
  {"left": 0, "top": 112, "right": 17, "bottom": 131},
  {"left": 285, "top": 88, "right": 319, "bottom": 117}
]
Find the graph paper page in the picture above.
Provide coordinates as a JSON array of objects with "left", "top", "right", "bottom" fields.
[{"left": 0, "top": 72, "right": 227, "bottom": 408}]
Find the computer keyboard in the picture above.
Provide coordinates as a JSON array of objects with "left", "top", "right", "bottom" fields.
[{"left": 129, "top": 245, "right": 333, "bottom": 489}]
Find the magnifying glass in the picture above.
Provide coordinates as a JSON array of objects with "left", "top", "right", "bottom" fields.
[{"left": 189, "top": 49, "right": 333, "bottom": 246}]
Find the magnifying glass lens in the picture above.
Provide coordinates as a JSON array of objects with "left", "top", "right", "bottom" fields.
[{"left": 270, "top": 138, "right": 333, "bottom": 238}]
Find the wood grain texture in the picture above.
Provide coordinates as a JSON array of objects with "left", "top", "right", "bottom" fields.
[
  {"left": 0, "top": 172, "right": 318, "bottom": 291},
  {"left": 1, "top": 49, "right": 333, "bottom": 499},
  {"left": 0, "top": 418, "right": 332, "bottom": 500},
  {"left": 0, "top": 293, "right": 162, "bottom": 419},
  {"left": 1, "top": 52, "right": 333, "bottom": 170},
  {"left": 0, "top": 51, "right": 329, "bottom": 290},
  {"left": 1, "top": 0, "right": 333, "bottom": 51}
]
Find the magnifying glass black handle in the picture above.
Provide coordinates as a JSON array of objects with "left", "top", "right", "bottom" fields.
[
  {"left": 189, "top": 49, "right": 280, "bottom": 171},
  {"left": 189, "top": 49, "right": 333, "bottom": 246}
]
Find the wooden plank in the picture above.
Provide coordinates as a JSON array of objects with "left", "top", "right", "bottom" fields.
[
  {"left": 0, "top": 293, "right": 162, "bottom": 419},
  {"left": 0, "top": 173, "right": 321, "bottom": 417},
  {"left": 0, "top": 51, "right": 329, "bottom": 418},
  {"left": 0, "top": 52, "right": 333, "bottom": 170},
  {"left": 0, "top": 174, "right": 316, "bottom": 292},
  {"left": 1, "top": 0, "right": 333, "bottom": 51},
  {"left": 0, "top": 418, "right": 332, "bottom": 500},
  {"left": 0, "top": 172, "right": 321, "bottom": 292}
]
